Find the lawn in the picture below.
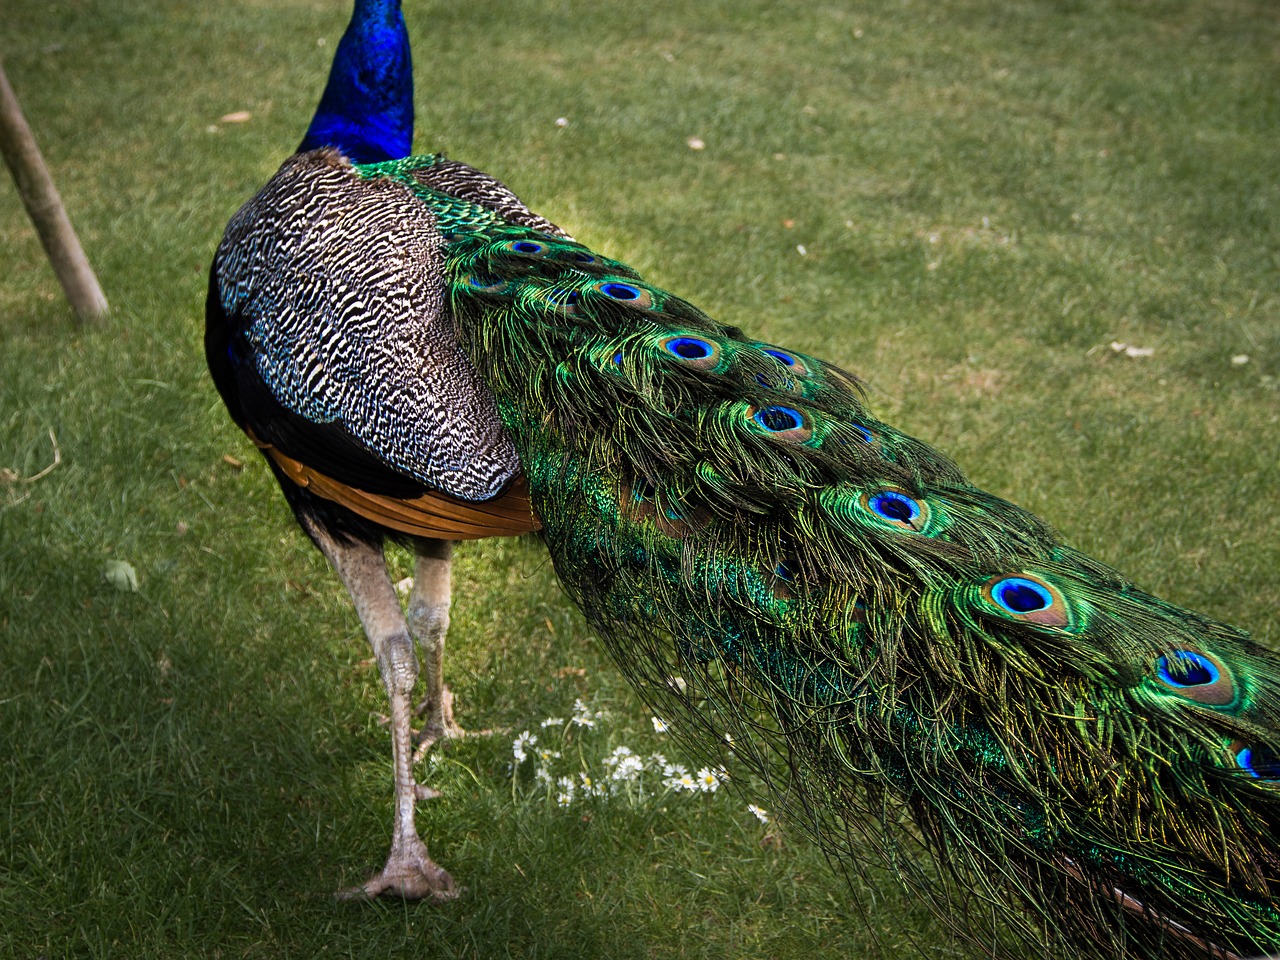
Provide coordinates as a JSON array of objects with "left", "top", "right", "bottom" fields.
[{"left": 1, "top": 0, "right": 1277, "bottom": 957}]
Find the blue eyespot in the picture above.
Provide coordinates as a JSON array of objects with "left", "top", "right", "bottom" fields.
[
  {"left": 1156, "top": 651, "right": 1219, "bottom": 689},
  {"left": 858, "top": 487, "right": 930, "bottom": 533},
  {"left": 594, "top": 281, "right": 655, "bottom": 309},
  {"left": 549, "top": 288, "right": 581, "bottom": 307},
  {"left": 980, "top": 573, "right": 1073, "bottom": 627},
  {"left": 1152, "top": 648, "right": 1237, "bottom": 707},
  {"left": 980, "top": 574, "right": 1069, "bottom": 626},
  {"left": 601, "top": 282, "right": 641, "bottom": 301},
  {"left": 991, "top": 577, "right": 1054, "bottom": 614},
  {"left": 466, "top": 274, "right": 509, "bottom": 293},
  {"left": 749, "top": 405, "right": 814, "bottom": 443},
  {"left": 1236, "top": 744, "right": 1280, "bottom": 780},
  {"left": 665, "top": 337, "right": 713, "bottom": 360},
  {"left": 660, "top": 335, "right": 721, "bottom": 369},
  {"left": 769, "top": 558, "right": 799, "bottom": 599},
  {"left": 754, "top": 406, "right": 804, "bottom": 432},
  {"left": 571, "top": 252, "right": 596, "bottom": 264},
  {"left": 512, "top": 240, "right": 544, "bottom": 254},
  {"left": 612, "top": 351, "right": 623, "bottom": 366},
  {"left": 868, "top": 490, "right": 920, "bottom": 525},
  {"left": 851, "top": 425, "right": 875, "bottom": 444},
  {"left": 755, "top": 370, "right": 800, "bottom": 393},
  {"left": 756, "top": 345, "right": 810, "bottom": 376}
]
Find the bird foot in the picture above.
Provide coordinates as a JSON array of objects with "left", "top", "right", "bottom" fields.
[
  {"left": 413, "top": 719, "right": 488, "bottom": 763},
  {"left": 412, "top": 682, "right": 461, "bottom": 726},
  {"left": 411, "top": 685, "right": 490, "bottom": 762},
  {"left": 336, "top": 837, "right": 458, "bottom": 902}
]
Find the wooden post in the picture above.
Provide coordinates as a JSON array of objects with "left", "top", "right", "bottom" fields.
[{"left": 0, "top": 58, "right": 107, "bottom": 324}]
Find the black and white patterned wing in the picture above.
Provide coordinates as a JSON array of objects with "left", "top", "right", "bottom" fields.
[{"left": 211, "top": 149, "right": 520, "bottom": 502}]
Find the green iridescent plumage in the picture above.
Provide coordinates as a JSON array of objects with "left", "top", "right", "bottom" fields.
[{"left": 354, "top": 156, "right": 1280, "bottom": 959}]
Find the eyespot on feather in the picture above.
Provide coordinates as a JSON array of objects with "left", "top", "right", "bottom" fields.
[
  {"left": 503, "top": 239, "right": 550, "bottom": 257},
  {"left": 770, "top": 558, "right": 797, "bottom": 600},
  {"left": 462, "top": 274, "right": 511, "bottom": 295},
  {"left": 979, "top": 574, "right": 1070, "bottom": 628},
  {"left": 859, "top": 488, "right": 930, "bottom": 533},
  {"left": 748, "top": 405, "right": 814, "bottom": 444},
  {"left": 594, "top": 280, "right": 655, "bottom": 310},
  {"left": 1154, "top": 649, "right": 1238, "bottom": 708},
  {"left": 545, "top": 287, "right": 581, "bottom": 314},
  {"left": 1229, "top": 740, "right": 1280, "bottom": 781},
  {"left": 759, "top": 346, "right": 811, "bottom": 377},
  {"left": 631, "top": 477, "right": 656, "bottom": 502},
  {"left": 553, "top": 248, "right": 597, "bottom": 265},
  {"left": 755, "top": 371, "right": 800, "bottom": 393},
  {"left": 660, "top": 335, "right": 724, "bottom": 371},
  {"left": 618, "top": 479, "right": 702, "bottom": 538}
]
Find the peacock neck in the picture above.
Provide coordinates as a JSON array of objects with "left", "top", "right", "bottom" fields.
[{"left": 298, "top": 0, "right": 413, "bottom": 163}]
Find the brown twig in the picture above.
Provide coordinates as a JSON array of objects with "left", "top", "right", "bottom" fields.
[
  {"left": 0, "top": 60, "right": 108, "bottom": 323},
  {"left": 1, "top": 429, "right": 61, "bottom": 487}
]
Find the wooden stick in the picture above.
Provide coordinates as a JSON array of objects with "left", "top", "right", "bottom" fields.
[{"left": 0, "top": 59, "right": 107, "bottom": 324}]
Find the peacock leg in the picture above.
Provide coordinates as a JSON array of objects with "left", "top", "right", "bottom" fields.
[
  {"left": 308, "top": 526, "right": 457, "bottom": 901},
  {"left": 406, "top": 539, "right": 465, "bottom": 761}
]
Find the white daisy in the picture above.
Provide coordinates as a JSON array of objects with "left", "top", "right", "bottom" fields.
[
  {"left": 570, "top": 698, "right": 601, "bottom": 727},
  {"left": 696, "top": 766, "right": 727, "bottom": 793},
  {"left": 512, "top": 730, "right": 536, "bottom": 763},
  {"left": 610, "top": 755, "right": 644, "bottom": 781},
  {"left": 665, "top": 767, "right": 698, "bottom": 792}
]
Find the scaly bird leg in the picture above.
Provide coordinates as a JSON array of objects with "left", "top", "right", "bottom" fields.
[
  {"left": 307, "top": 525, "right": 457, "bottom": 902},
  {"left": 406, "top": 539, "right": 465, "bottom": 762}
]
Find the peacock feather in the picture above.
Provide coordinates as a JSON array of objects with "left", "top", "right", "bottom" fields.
[
  {"left": 329, "top": 152, "right": 1280, "bottom": 959},
  {"left": 207, "top": 0, "right": 1280, "bottom": 951}
]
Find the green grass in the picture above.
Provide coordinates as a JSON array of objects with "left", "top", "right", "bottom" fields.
[{"left": 1, "top": 0, "right": 1277, "bottom": 957}]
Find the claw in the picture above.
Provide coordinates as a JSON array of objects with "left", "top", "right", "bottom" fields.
[
  {"left": 412, "top": 684, "right": 475, "bottom": 761},
  {"left": 337, "top": 837, "right": 458, "bottom": 902}
]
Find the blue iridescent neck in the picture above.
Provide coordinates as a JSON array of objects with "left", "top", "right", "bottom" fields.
[{"left": 298, "top": 0, "right": 413, "bottom": 163}]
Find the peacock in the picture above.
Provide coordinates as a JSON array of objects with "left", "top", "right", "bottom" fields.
[{"left": 206, "top": 1, "right": 1280, "bottom": 956}]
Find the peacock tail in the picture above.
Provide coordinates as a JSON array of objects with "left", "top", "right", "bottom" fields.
[
  {"left": 204, "top": 0, "right": 1279, "bottom": 949},
  {"left": 215, "top": 136, "right": 1280, "bottom": 956},
  {"left": 338, "top": 152, "right": 1280, "bottom": 959}
]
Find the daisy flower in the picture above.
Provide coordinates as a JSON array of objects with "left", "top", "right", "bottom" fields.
[
  {"left": 570, "top": 698, "right": 602, "bottom": 727},
  {"left": 696, "top": 766, "right": 727, "bottom": 793},
  {"left": 666, "top": 768, "right": 698, "bottom": 792},
  {"left": 611, "top": 755, "right": 644, "bottom": 781},
  {"left": 512, "top": 730, "right": 536, "bottom": 763}
]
